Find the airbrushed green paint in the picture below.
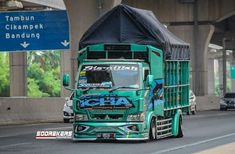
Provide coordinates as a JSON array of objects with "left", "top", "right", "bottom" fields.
[
  {"left": 145, "top": 111, "right": 154, "bottom": 130},
  {"left": 150, "top": 49, "right": 163, "bottom": 79},
  {"left": 154, "top": 100, "right": 164, "bottom": 116},
  {"left": 73, "top": 89, "right": 145, "bottom": 118},
  {"left": 74, "top": 61, "right": 146, "bottom": 117},
  {"left": 73, "top": 121, "right": 149, "bottom": 140},
  {"left": 88, "top": 44, "right": 104, "bottom": 51},
  {"left": 147, "top": 45, "right": 162, "bottom": 53},
  {"left": 131, "top": 44, "right": 147, "bottom": 51},
  {"left": 172, "top": 109, "right": 182, "bottom": 136},
  {"left": 164, "top": 61, "right": 190, "bottom": 111}
]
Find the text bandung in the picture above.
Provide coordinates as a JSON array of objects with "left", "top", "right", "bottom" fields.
[{"left": 6, "top": 32, "right": 40, "bottom": 39}]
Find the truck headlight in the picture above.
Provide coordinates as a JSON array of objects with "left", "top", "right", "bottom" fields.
[
  {"left": 75, "top": 114, "right": 88, "bottom": 121},
  {"left": 127, "top": 113, "right": 145, "bottom": 121}
]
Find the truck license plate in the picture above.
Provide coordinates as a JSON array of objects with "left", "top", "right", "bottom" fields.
[{"left": 97, "top": 133, "right": 115, "bottom": 139}]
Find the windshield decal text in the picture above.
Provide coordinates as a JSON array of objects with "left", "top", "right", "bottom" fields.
[
  {"left": 82, "top": 65, "right": 138, "bottom": 71},
  {"left": 80, "top": 97, "right": 133, "bottom": 108}
]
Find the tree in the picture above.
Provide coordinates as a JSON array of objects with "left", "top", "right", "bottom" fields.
[
  {"left": 0, "top": 53, "right": 10, "bottom": 97},
  {"left": 27, "top": 50, "right": 61, "bottom": 97}
]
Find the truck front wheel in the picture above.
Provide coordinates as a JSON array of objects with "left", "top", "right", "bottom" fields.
[
  {"left": 149, "top": 118, "right": 157, "bottom": 140},
  {"left": 176, "top": 117, "right": 183, "bottom": 138}
]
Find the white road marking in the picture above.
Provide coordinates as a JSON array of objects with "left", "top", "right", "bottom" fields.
[
  {"left": 151, "top": 132, "right": 235, "bottom": 154},
  {"left": 0, "top": 142, "right": 31, "bottom": 149}
]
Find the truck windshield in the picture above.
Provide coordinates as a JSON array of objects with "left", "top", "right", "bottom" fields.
[{"left": 77, "top": 64, "right": 140, "bottom": 89}]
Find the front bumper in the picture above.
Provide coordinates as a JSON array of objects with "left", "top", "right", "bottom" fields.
[{"left": 73, "top": 122, "right": 149, "bottom": 141}]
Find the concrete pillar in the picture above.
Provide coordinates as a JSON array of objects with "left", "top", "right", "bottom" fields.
[
  {"left": 208, "top": 58, "right": 215, "bottom": 95},
  {"left": 9, "top": 52, "right": 27, "bottom": 96},
  {"left": 61, "top": 0, "right": 121, "bottom": 96},
  {"left": 60, "top": 51, "right": 71, "bottom": 97},
  {"left": 218, "top": 58, "right": 223, "bottom": 86},
  {"left": 169, "top": 25, "right": 214, "bottom": 96}
]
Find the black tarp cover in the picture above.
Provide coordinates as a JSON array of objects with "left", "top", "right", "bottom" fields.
[{"left": 79, "top": 4, "right": 190, "bottom": 60}]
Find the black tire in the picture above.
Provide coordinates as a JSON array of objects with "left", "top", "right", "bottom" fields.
[
  {"left": 186, "top": 111, "right": 190, "bottom": 115},
  {"left": 63, "top": 118, "right": 70, "bottom": 123},
  {"left": 192, "top": 110, "right": 196, "bottom": 115},
  {"left": 192, "top": 106, "right": 196, "bottom": 115},
  {"left": 176, "top": 117, "right": 183, "bottom": 138},
  {"left": 149, "top": 118, "right": 157, "bottom": 140}
]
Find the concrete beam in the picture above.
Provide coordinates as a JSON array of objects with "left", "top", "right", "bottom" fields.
[
  {"left": 122, "top": 0, "right": 194, "bottom": 23},
  {"left": 9, "top": 52, "right": 27, "bottom": 96},
  {"left": 22, "top": 0, "right": 66, "bottom": 10},
  {"left": 123, "top": 0, "right": 235, "bottom": 26}
]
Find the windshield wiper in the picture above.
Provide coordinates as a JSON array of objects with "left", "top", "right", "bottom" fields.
[{"left": 109, "top": 86, "right": 138, "bottom": 93}]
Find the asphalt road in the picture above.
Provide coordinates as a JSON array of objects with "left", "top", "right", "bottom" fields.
[{"left": 1, "top": 110, "right": 235, "bottom": 154}]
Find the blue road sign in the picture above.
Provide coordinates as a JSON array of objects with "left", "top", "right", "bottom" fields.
[{"left": 0, "top": 10, "right": 69, "bottom": 51}]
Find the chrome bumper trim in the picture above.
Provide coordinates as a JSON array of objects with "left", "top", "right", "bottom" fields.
[{"left": 72, "top": 137, "right": 148, "bottom": 141}]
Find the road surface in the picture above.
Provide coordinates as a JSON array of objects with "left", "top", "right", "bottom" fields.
[{"left": 1, "top": 110, "right": 235, "bottom": 154}]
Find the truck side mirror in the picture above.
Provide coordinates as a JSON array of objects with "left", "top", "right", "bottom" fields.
[
  {"left": 63, "top": 73, "right": 70, "bottom": 87},
  {"left": 147, "top": 75, "right": 154, "bottom": 87}
]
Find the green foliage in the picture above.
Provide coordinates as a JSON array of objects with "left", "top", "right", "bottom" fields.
[
  {"left": 0, "top": 53, "right": 10, "bottom": 97},
  {"left": 214, "top": 79, "right": 232, "bottom": 96},
  {"left": 0, "top": 51, "right": 61, "bottom": 97},
  {"left": 27, "top": 50, "right": 61, "bottom": 97},
  {"left": 27, "top": 78, "right": 49, "bottom": 97}
]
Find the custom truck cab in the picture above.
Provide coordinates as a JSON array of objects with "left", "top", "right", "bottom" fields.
[{"left": 74, "top": 61, "right": 151, "bottom": 140}]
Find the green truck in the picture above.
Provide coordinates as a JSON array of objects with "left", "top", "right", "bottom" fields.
[{"left": 63, "top": 4, "right": 190, "bottom": 141}]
